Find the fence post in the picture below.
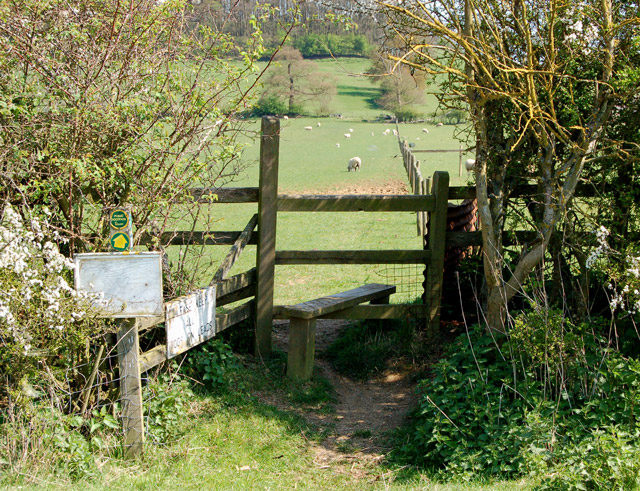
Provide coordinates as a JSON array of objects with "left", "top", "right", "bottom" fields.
[
  {"left": 424, "top": 171, "right": 449, "bottom": 331},
  {"left": 255, "top": 116, "right": 279, "bottom": 358},
  {"left": 117, "top": 318, "right": 144, "bottom": 458}
]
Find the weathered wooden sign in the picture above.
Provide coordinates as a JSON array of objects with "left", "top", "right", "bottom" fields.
[
  {"left": 165, "top": 287, "right": 216, "bottom": 359},
  {"left": 74, "top": 252, "right": 164, "bottom": 317}
]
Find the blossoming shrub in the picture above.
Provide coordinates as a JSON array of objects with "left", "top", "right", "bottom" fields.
[{"left": 0, "top": 206, "right": 101, "bottom": 402}]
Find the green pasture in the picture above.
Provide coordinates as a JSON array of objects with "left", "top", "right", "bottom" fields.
[
  {"left": 165, "top": 56, "right": 475, "bottom": 305},
  {"left": 177, "top": 111, "right": 473, "bottom": 305}
]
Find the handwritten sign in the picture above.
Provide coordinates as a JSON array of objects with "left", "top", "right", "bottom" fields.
[
  {"left": 74, "top": 253, "right": 163, "bottom": 317},
  {"left": 165, "top": 287, "right": 216, "bottom": 359}
]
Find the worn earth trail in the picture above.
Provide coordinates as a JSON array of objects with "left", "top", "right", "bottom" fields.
[{"left": 268, "top": 318, "right": 420, "bottom": 482}]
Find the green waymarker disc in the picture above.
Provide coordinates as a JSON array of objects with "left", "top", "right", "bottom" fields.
[
  {"left": 110, "top": 209, "right": 129, "bottom": 230},
  {"left": 110, "top": 232, "right": 131, "bottom": 252}
]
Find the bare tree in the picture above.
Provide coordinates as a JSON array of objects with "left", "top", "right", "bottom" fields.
[
  {"left": 261, "top": 46, "right": 336, "bottom": 114},
  {"left": 379, "top": 0, "right": 640, "bottom": 332}
]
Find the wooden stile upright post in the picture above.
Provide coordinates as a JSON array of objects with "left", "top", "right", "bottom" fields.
[
  {"left": 424, "top": 171, "right": 449, "bottom": 331},
  {"left": 117, "top": 318, "right": 144, "bottom": 458},
  {"left": 255, "top": 116, "right": 279, "bottom": 358}
]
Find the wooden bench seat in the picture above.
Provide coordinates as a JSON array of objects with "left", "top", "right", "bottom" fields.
[{"left": 283, "top": 283, "right": 396, "bottom": 380}]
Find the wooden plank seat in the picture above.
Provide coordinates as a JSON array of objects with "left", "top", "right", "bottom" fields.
[{"left": 282, "top": 283, "right": 396, "bottom": 380}]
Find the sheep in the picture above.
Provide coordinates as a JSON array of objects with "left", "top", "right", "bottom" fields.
[
  {"left": 343, "top": 133, "right": 351, "bottom": 139},
  {"left": 283, "top": 115, "right": 289, "bottom": 120},
  {"left": 422, "top": 128, "right": 429, "bottom": 134},
  {"left": 436, "top": 122, "right": 444, "bottom": 127},
  {"left": 393, "top": 129, "right": 398, "bottom": 136},
  {"left": 371, "top": 132, "right": 375, "bottom": 136},
  {"left": 349, "top": 128, "right": 354, "bottom": 133},
  {"left": 336, "top": 143, "right": 340, "bottom": 148},
  {"left": 317, "top": 122, "right": 321, "bottom": 127},
  {"left": 465, "top": 159, "right": 476, "bottom": 172},
  {"left": 383, "top": 128, "right": 391, "bottom": 136},
  {"left": 304, "top": 126, "right": 313, "bottom": 131},
  {"left": 347, "top": 156, "right": 361, "bottom": 172}
]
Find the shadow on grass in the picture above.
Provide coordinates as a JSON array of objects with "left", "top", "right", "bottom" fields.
[{"left": 337, "top": 85, "right": 380, "bottom": 110}]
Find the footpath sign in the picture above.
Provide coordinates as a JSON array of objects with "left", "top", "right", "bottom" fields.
[
  {"left": 74, "top": 252, "right": 163, "bottom": 317},
  {"left": 109, "top": 207, "right": 132, "bottom": 252},
  {"left": 165, "top": 287, "right": 216, "bottom": 359}
]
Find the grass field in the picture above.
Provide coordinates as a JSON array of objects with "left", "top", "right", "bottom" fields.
[{"left": 180, "top": 57, "right": 475, "bottom": 305}]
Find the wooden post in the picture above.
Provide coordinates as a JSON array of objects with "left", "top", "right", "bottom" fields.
[
  {"left": 415, "top": 170, "right": 422, "bottom": 236},
  {"left": 424, "top": 171, "right": 449, "bottom": 331},
  {"left": 117, "top": 318, "right": 144, "bottom": 458},
  {"left": 419, "top": 178, "right": 426, "bottom": 239},
  {"left": 287, "top": 317, "right": 316, "bottom": 381},
  {"left": 423, "top": 177, "right": 431, "bottom": 247},
  {"left": 255, "top": 116, "right": 279, "bottom": 358}
]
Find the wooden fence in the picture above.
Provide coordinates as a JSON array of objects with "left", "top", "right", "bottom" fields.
[{"left": 116, "top": 116, "right": 459, "bottom": 457}]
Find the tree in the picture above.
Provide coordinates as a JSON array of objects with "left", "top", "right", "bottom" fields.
[
  {"left": 0, "top": 0, "right": 270, "bottom": 294},
  {"left": 368, "top": 50, "right": 426, "bottom": 116},
  {"left": 379, "top": 0, "right": 640, "bottom": 332},
  {"left": 260, "top": 46, "right": 336, "bottom": 115}
]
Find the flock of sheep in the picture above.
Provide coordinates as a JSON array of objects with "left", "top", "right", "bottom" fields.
[{"left": 293, "top": 119, "right": 461, "bottom": 174}]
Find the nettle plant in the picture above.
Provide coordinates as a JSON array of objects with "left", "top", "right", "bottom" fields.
[{"left": 0, "top": 206, "right": 98, "bottom": 400}]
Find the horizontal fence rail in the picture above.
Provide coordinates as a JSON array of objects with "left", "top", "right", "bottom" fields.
[
  {"left": 188, "top": 187, "right": 259, "bottom": 203},
  {"left": 275, "top": 249, "right": 432, "bottom": 265},
  {"left": 138, "top": 300, "right": 254, "bottom": 374},
  {"left": 139, "top": 231, "right": 258, "bottom": 247},
  {"left": 277, "top": 194, "right": 436, "bottom": 212}
]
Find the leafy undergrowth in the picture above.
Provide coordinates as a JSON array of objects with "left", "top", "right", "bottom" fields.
[
  {"left": 1, "top": 336, "right": 534, "bottom": 490},
  {"left": 389, "top": 315, "right": 640, "bottom": 490}
]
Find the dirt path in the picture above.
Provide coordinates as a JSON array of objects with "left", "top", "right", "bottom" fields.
[{"left": 271, "top": 319, "right": 419, "bottom": 479}]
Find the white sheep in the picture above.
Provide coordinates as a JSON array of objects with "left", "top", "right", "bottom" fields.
[
  {"left": 393, "top": 129, "right": 398, "bottom": 136},
  {"left": 349, "top": 128, "right": 354, "bottom": 133},
  {"left": 336, "top": 143, "right": 340, "bottom": 147},
  {"left": 347, "top": 156, "right": 361, "bottom": 172},
  {"left": 465, "top": 158, "right": 476, "bottom": 172},
  {"left": 304, "top": 126, "right": 313, "bottom": 131},
  {"left": 383, "top": 128, "right": 391, "bottom": 136},
  {"left": 436, "top": 122, "right": 444, "bottom": 127},
  {"left": 317, "top": 122, "right": 321, "bottom": 127},
  {"left": 283, "top": 115, "right": 289, "bottom": 120},
  {"left": 422, "top": 128, "right": 429, "bottom": 133},
  {"left": 344, "top": 133, "right": 351, "bottom": 139},
  {"left": 371, "top": 132, "right": 375, "bottom": 136}
]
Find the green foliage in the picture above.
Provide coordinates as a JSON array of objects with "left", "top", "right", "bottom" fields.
[
  {"left": 251, "top": 95, "right": 290, "bottom": 116},
  {"left": 0, "top": 404, "right": 121, "bottom": 481},
  {"left": 292, "top": 34, "right": 370, "bottom": 58},
  {"left": 394, "top": 106, "right": 422, "bottom": 122},
  {"left": 144, "top": 372, "right": 195, "bottom": 444},
  {"left": 399, "top": 317, "right": 640, "bottom": 487},
  {"left": 325, "top": 320, "right": 416, "bottom": 380},
  {"left": 181, "top": 339, "right": 239, "bottom": 392}
]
